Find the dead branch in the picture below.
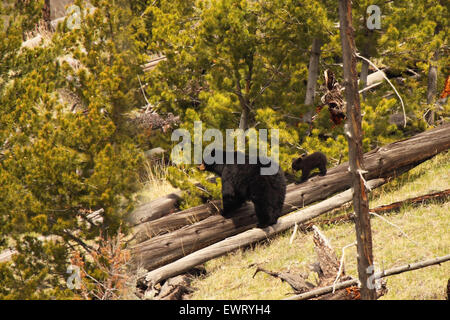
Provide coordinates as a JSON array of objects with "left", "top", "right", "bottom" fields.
[
  {"left": 252, "top": 267, "right": 315, "bottom": 293},
  {"left": 285, "top": 254, "right": 450, "bottom": 300},
  {"left": 253, "top": 225, "right": 365, "bottom": 300}
]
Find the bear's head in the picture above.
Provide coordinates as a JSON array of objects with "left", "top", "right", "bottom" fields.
[
  {"left": 197, "top": 148, "right": 224, "bottom": 175},
  {"left": 291, "top": 156, "right": 305, "bottom": 171}
]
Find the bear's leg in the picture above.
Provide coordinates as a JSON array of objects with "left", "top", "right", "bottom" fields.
[
  {"left": 300, "top": 169, "right": 311, "bottom": 182},
  {"left": 221, "top": 180, "right": 245, "bottom": 218},
  {"left": 319, "top": 165, "right": 327, "bottom": 176},
  {"left": 222, "top": 195, "right": 245, "bottom": 217},
  {"left": 253, "top": 201, "right": 278, "bottom": 228}
]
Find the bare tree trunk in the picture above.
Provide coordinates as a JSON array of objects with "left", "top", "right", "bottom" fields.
[
  {"left": 239, "top": 105, "right": 250, "bottom": 130},
  {"left": 426, "top": 51, "right": 439, "bottom": 124},
  {"left": 236, "top": 57, "right": 253, "bottom": 130},
  {"left": 360, "top": 59, "right": 369, "bottom": 100},
  {"left": 302, "top": 38, "right": 322, "bottom": 131},
  {"left": 304, "top": 38, "right": 322, "bottom": 107},
  {"left": 427, "top": 57, "right": 438, "bottom": 103},
  {"left": 339, "top": 0, "right": 376, "bottom": 300},
  {"left": 426, "top": 22, "right": 442, "bottom": 125},
  {"left": 42, "top": 0, "right": 52, "bottom": 31}
]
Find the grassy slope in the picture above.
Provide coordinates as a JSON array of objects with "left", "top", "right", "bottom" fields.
[{"left": 189, "top": 151, "right": 450, "bottom": 300}]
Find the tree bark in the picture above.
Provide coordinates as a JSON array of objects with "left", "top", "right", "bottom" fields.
[
  {"left": 360, "top": 59, "right": 369, "bottom": 100},
  {"left": 426, "top": 51, "right": 439, "bottom": 124},
  {"left": 128, "top": 192, "right": 182, "bottom": 226},
  {"left": 339, "top": 0, "right": 377, "bottom": 300},
  {"left": 427, "top": 59, "right": 438, "bottom": 103},
  {"left": 131, "top": 123, "right": 450, "bottom": 271},
  {"left": 304, "top": 38, "right": 322, "bottom": 107},
  {"left": 42, "top": 0, "right": 52, "bottom": 31},
  {"left": 236, "top": 57, "right": 253, "bottom": 130},
  {"left": 239, "top": 105, "right": 250, "bottom": 130},
  {"left": 302, "top": 38, "right": 322, "bottom": 131}
]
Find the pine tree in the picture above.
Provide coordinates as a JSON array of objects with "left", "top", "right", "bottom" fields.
[{"left": 0, "top": 0, "right": 148, "bottom": 299}]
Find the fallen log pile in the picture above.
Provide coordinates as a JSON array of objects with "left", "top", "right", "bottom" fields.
[
  {"left": 131, "top": 124, "right": 450, "bottom": 272},
  {"left": 139, "top": 179, "right": 385, "bottom": 289}
]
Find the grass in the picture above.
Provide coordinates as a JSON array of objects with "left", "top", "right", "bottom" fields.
[
  {"left": 134, "top": 159, "right": 178, "bottom": 203},
  {"left": 188, "top": 151, "right": 450, "bottom": 300}
]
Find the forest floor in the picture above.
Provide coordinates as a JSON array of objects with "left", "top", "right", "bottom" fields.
[{"left": 137, "top": 151, "right": 450, "bottom": 300}]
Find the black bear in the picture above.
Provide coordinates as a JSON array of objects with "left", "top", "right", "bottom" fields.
[
  {"left": 199, "top": 149, "right": 286, "bottom": 228},
  {"left": 291, "top": 151, "right": 327, "bottom": 183}
]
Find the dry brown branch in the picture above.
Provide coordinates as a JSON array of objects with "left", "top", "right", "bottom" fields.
[
  {"left": 253, "top": 226, "right": 368, "bottom": 300},
  {"left": 285, "top": 254, "right": 450, "bottom": 300}
]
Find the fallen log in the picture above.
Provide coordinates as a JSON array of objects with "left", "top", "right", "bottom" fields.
[
  {"left": 370, "top": 189, "right": 450, "bottom": 214},
  {"left": 129, "top": 177, "right": 219, "bottom": 227},
  {"left": 284, "top": 254, "right": 450, "bottom": 300},
  {"left": 299, "top": 188, "right": 450, "bottom": 232},
  {"left": 132, "top": 124, "right": 450, "bottom": 271},
  {"left": 129, "top": 192, "right": 182, "bottom": 226},
  {"left": 139, "top": 179, "right": 386, "bottom": 288},
  {"left": 132, "top": 200, "right": 220, "bottom": 242}
]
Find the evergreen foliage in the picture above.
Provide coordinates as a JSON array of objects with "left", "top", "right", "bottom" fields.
[
  {"left": 0, "top": 0, "right": 147, "bottom": 298},
  {"left": 0, "top": 0, "right": 448, "bottom": 298}
]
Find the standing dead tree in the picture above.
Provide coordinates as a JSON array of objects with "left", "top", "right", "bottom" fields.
[{"left": 339, "top": 0, "right": 377, "bottom": 299}]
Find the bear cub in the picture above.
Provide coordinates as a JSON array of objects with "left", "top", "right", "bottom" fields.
[
  {"left": 292, "top": 151, "right": 327, "bottom": 183},
  {"left": 199, "top": 149, "right": 286, "bottom": 228}
]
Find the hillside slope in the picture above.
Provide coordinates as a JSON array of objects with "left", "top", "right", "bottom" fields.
[{"left": 189, "top": 152, "right": 450, "bottom": 300}]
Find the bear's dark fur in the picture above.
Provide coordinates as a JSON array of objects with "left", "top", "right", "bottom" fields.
[
  {"left": 292, "top": 151, "right": 327, "bottom": 183},
  {"left": 199, "top": 149, "right": 286, "bottom": 228}
]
